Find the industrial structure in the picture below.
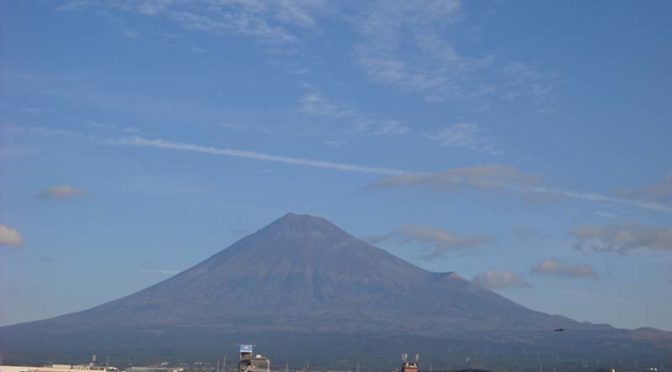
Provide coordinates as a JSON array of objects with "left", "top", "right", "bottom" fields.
[
  {"left": 400, "top": 354, "right": 419, "bottom": 372},
  {"left": 238, "top": 345, "right": 270, "bottom": 372}
]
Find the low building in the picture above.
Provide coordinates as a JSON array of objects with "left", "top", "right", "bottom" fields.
[{"left": 238, "top": 345, "right": 270, "bottom": 372}]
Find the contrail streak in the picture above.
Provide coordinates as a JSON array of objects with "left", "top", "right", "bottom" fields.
[
  {"left": 115, "top": 135, "right": 672, "bottom": 213},
  {"left": 117, "top": 136, "right": 411, "bottom": 176}
]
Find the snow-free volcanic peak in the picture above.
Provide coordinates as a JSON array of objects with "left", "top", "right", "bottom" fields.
[{"left": 1, "top": 213, "right": 670, "bottom": 365}]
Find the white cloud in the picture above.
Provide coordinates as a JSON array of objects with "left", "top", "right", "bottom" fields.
[
  {"left": 472, "top": 270, "right": 531, "bottom": 290},
  {"left": 138, "top": 261, "right": 181, "bottom": 275},
  {"left": 299, "top": 92, "right": 350, "bottom": 118},
  {"left": 369, "top": 225, "right": 491, "bottom": 259},
  {"left": 526, "top": 186, "right": 672, "bottom": 213},
  {"left": 572, "top": 224, "right": 672, "bottom": 253},
  {"left": 63, "top": 0, "right": 328, "bottom": 44},
  {"left": 0, "top": 224, "right": 23, "bottom": 247},
  {"left": 139, "top": 268, "right": 181, "bottom": 275},
  {"left": 190, "top": 45, "right": 206, "bottom": 53},
  {"left": 11, "top": 125, "right": 83, "bottom": 139},
  {"left": 594, "top": 210, "right": 617, "bottom": 219},
  {"left": 427, "top": 123, "right": 499, "bottom": 155},
  {"left": 39, "top": 185, "right": 85, "bottom": 200},
  {"left": 298, "top": 90, "right": 409, "bottom": 137},
  {"left": 502, "top": 62, "right": 556, "bottom": 112},
  {"left": 18, "top": 122, "right": 672, "bottom": 214},
  {"left": 0, "top": 144, "right": 40, "bottom": 158},
  {"left": 353, "top": 0, "right": 468, "bottom": 99},
  {"left": 531, "top": 259, "right": 597, "bottom": 279},
  {"left": 324, "top": 139, "right": 346, "bottom": 148},
  {"left": 513, "top": 226, "right": 547, "bottom": 241},
  {"left": 373, "top": 165, "right": 539, "bottom": 191},
  {"left": 60, "top": 1, "right": 558, "bottom": 109},
  {"left": 116, "top": 136, "right": 409, "bottom": 176},
  {"left": 349, "top": 1, "right": 557, "bottom": 109},
  {"left": 113, "top": 135, "right": 672, "bottom": 214},
  {"left": 617, "top": 174, "right": 672, "bottom": 203},
  {"left": 361, "top": 119, "right": 409, "bottom": 136},
  {"left": 218, "top": 122, "right": 273, "bottom": 136},
  {"left": 373, "top": 166, "right": 672, "bottom": 213},
  {"left": 122, "top": 29, "right": 139, "bottom": 39}
]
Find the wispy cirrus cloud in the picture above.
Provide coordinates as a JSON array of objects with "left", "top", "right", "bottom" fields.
[
  {"left": 357, "top": 120, "right": 408, "bottom": 136},
  {"left": 369, "top": 225, "right": 491, "bottom": 259},
  {"left": 373, "top": 165, "right": 539, "bottom": 191},
  {"left": 138, "top": 261, "right": 181, "bottom": 276},
  {"left": 8, "top": 125, "right": 84, "bottom": 139},
  {"left": 298, "top": 90, "right": 409, "bottom": 137},
  {"left": 349, "top": 1, "right": 557, "bottom": 109},
  {"left": 513, "top": 226, "right": 548, "bottom": 242},
  {"left": 531, "top": 259, "right": 597, "bottom": 279},
  {"left": 121, "top": 29, "right": 139, "bottom": 39},
  {"left": 61, "top": 1, "right": 557, "bottom": 109},
  {"left": 472, "top": 270, "right": 531, "bottom": 290},
  {"left": 11, "top": 124, "right": 672, "bottom": 214},
  {"left": 299, "top": 92, "right": 350, "bottom": 118},
  {"left": 352, "top": 0, "right": 468, "bottom": 99},
  {"left": 39, "top": 185, "right": 85, "bottom": 200},
  {"left": 616, "top": 174, "right": 672, "bottom": 203},
  {"left": 427, "top": 123, "right": 499, "bottom": 155},
  {"left": 502, "top": 62, "right": 557, "bottom": 113},
  {"left": 139, "top": 268, "right": 181, "bottom": 275},
  {"left": 0, "top": 224, "right": 23, "bottom": 248},
  {"left": 60, "top": 0, "right": 327, "bottom": 44},
  {"left": 372, "top": 165, "right": 672, "bottom": 213},
  {"left": 571, "top": 224, "right": 672, "bottom": 254}
]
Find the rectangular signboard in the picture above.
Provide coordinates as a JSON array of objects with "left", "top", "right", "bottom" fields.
[{"left": 240, "top": 344, "right": 254, "bottom": 353}]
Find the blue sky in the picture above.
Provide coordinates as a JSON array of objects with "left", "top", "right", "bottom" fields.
[{"left": 1, "top": 0, "right": 671, "bottom": 330}]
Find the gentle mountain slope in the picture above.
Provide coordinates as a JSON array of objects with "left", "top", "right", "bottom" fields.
[{"left": 1, "top": 213, "right": 670, "bottom": 366}]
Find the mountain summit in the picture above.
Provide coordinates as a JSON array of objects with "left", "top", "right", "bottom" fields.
[{"left": 1, "top": 213, "right": 670, "bottom": 366}]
